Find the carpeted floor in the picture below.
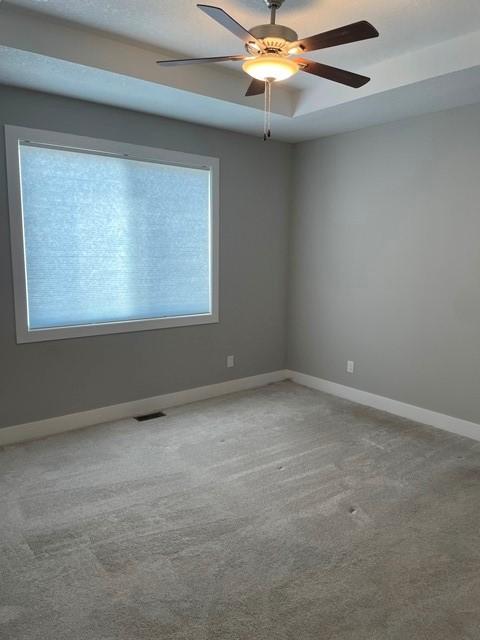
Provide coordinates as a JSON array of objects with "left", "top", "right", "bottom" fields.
[{"left": 1, "top": 381, "right": 480, "bottom": 639}]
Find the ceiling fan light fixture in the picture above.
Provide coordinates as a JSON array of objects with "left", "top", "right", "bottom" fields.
[{"left": 242, "top": 55, "right": 299, "bottom": 82}]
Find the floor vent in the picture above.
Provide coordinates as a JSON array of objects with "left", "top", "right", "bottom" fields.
[{"left": 134, "top": 411, "right": 166, "bottom": 422}]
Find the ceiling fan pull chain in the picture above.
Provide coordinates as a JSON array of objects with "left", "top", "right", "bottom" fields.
[
  {"left": 267, "top": 79, "right": 272, "bottom": 139},
  {"left": 264, "top": 79, "right": 273, "bottom": 141},
  {"left": 264, "top": 80, "right": 268, "bottom": 140}
]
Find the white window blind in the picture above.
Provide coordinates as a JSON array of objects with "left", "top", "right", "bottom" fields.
[{"left": 6, "top": 127, "right": 219, "bottom": 342}]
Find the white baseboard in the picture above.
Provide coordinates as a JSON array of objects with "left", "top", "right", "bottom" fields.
[
  {"left": 4, "top": 368, "right": 478, "bottom": 447},
  {"left": 0, "top": 369, "right": 289, "bottom": 447},
  {"left": 287, "top": 370, "right": 480, "bottom": 443}
]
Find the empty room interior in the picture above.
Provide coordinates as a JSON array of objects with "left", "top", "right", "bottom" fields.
[{"left": 2, "top": 0, "right": 480, "bottom": 638}]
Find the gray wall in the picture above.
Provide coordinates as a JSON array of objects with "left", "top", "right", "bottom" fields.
[
  {"left": 0, "top": 85, "right": 291, "bottom": 428},
  {"left": 4, "top": 85, "right": 480, "bottom": 430},
  {"left": 288, "top": 102, "right": 480, "bottom": 424}
]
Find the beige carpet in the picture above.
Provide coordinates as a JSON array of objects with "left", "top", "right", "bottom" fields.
[{"left": 1, "top": 381, "right": 480, "bottom": 639}]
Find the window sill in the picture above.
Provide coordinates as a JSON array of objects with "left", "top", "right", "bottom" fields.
[{"left": 16, "top": 312, "right": 219, "bottom": 343}]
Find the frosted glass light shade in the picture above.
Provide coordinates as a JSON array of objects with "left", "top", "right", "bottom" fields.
[
  {"left": 243, "top": 55, "right": 299, "bottom": 82},
  {"left": 19, "top": 144, "right": 212, "bottom": 330}
]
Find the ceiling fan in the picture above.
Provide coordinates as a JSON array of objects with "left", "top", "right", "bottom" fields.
[{"left": 157, "top": 0, "right": 379, "bottom": 139}]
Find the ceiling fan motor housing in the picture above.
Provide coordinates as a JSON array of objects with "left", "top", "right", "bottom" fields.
[{"left": 247, "top": 23, "right": 298, "bottom": 54}]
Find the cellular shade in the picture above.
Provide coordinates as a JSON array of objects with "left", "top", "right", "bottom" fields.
[{"left": 19, "top": 144, "right": 212, "bottom": 330}]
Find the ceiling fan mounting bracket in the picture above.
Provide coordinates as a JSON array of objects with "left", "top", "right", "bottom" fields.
[{"left": 264, "top": 0, "right": 285, "bottom": 8}]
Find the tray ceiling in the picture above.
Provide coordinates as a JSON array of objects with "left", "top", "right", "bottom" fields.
[{"left": 1, "top": 0, "right": 480, "bottom": 140}]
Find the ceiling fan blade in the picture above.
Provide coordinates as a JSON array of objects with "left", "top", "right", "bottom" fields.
[
  {"left": 297, "top": 58, "right": 370, "bottom": 88},
  {"left": 157, "top": 55, "right": 246, "bottom": 66},
  {"left": 197, "top": 4, "right": 261, "bottom": 47},
  {"left": 294, "top": 21, "right": 378, "bottom": 53},
  {"left": 245, "top": 79, "right": 265, "bottom": 97}
]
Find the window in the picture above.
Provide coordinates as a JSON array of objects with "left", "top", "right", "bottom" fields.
[{"left": 6, "top": 126, "right": 219, "bottom": 343}]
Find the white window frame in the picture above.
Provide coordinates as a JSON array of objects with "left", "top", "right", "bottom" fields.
[{"left": 5, "top": 125, "right": 219, "bottom": 343}]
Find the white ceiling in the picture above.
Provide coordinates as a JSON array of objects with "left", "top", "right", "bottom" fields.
[
  {"left": 9, "top": 0, "right": 480, "bottom": 67},
  {"left": 1, "top": 0, "right": 480, "bottom": 140}
]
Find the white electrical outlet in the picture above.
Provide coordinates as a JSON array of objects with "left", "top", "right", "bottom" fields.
[
  {"left": 347, "top": 360, "right": 355, "bottom": 374},
  {"left": 226, "top": 355, "right": 235, "bottom": 368}
]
